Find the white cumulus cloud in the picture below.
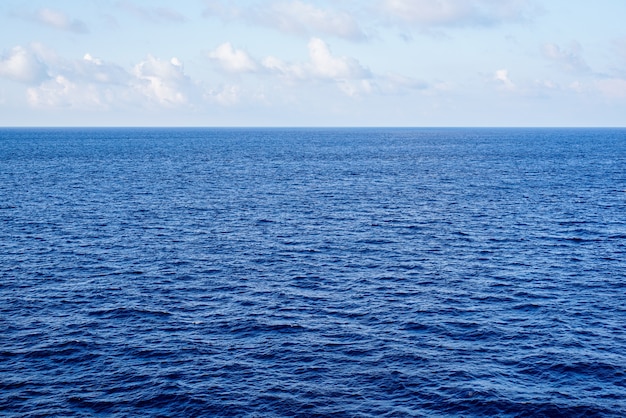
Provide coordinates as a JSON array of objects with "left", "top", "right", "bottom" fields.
[
  {"left": 256, "top": 37, "right": 430, "bottom": 97},
  {"left": 77, "top": 53, "right": 130, "bottom": 85},
  {"left": 0, "top": 46, "right": 49, "bottom": 84},
  {"left": 256, "top": 37, "right": 434, "bottom": 98},
  {"left": 132, "top": 55, "right": 197, "bottom": 106},
  {"left": 307, "top": 38, "right": 370, "bottom": 80},
  {"left": 27, "top": 75, "right": 106, "bottom": 108},
  {"left": 24, "top": 48, "right": 201, "bottom": 109},
  {"left": 26, "top": 52, "right": 135, "bottom": 108},
  {"left": 209, "top": 43, "right": 258, "bottom": 73},
  {"left": 261, "top": 38, "right": 370, "bottom": 82},
  {"left": 494, "top": 69, "right": 515, "bottom": 90}
]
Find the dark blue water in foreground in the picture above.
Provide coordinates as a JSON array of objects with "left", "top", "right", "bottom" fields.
[{"left": 1, "top": 128, "right": 625, "bottom": 417}]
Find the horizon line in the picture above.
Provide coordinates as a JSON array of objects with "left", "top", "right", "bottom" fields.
[{"left": 2, "top": 125, "right": 626, "bottom": 129}]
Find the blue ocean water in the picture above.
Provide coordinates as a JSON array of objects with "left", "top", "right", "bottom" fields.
[{"left": 1, "top": 127, "right": 625, "bottom": 417}]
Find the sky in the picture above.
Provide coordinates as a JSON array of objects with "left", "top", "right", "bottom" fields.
[{"left": 1, "top": 0, "right": 626, "bottom": 127}]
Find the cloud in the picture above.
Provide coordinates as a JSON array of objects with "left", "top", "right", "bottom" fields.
[
  {"left": 209, "top": 43, "right": 258, "bottom": 73},
  {"left": 568, "top": 81, "right": 584, "bottom": 94},
  {"left": 116, "top": 1, "right": 187, "bottom": 23},
  {"left": 543, "top": 42, "right": 590, "bottom": 73},
  {"left": 12, "top": 35, "right": 429, "bottom": 112},
  {"left": 26, "top": 53, "right": 132, "bottom": 109},
  {"left": 263, "top": 38, "right": 370, "bottom": 81},
  {"left": 334, "top": 71, "right": 428, "bottom": 97},
  {"left": 307, "top": 38, "right": 370, "bottom": 79},
  {"left": 490, "top": 70, "right": 596, "bottom": 98},
  {"left": 0, "top": 46, "right": 49, "bottom": 84},
  {"left": 201, "top": 0, "right": 538, "bottom": 41},
  {"left": 494, "top": 69, "right": 515, "bottom": 90},
  {"left": 260, "top": 38, "right": 429, "bottom": 97},
  {"left": 132, "top": 56, "right": 198, "bottom": 106},
  {"left": 261, "top": 55, "right": 303, "bottom": 80},
  {"left": 380, "top": 0, "right": 537, "bottom": 28},
  {"left": 207, "top": 84, "right": 243, "bottom": 106},
  {"left": 336, "top": 79, "right": 374, "bottom": 97},
  {"left": 27, "top": 75, "right": 107, "bottom": 108},
  {"left": 33, "top": 8, "right": 89, "bottom": 33},
  {"left": 79, "top": 54, "right": 130, "bottom": 85},
  {"left": 41, "top": 50, "right": 128, "bottom": 81},
  {"left": 206, "top": 37, "right": 381, "bottom": 97},
  {"left": 23, "top": 48, "right": 200, "bottom": 109},
  {"left": 203, "top": 0, "right": 367, "bottom": 41},
  {"left": 257, "top": 1, "right": 367, "bottom": 41}
]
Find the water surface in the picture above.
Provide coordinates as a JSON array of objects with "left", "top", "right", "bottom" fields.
[{"left": 1, "top": 128, "right": 625, "bottom": 416}]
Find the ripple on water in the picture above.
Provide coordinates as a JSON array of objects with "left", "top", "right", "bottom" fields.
[{"left": 1, "top": 127, "right": 625, "bottom": 416}]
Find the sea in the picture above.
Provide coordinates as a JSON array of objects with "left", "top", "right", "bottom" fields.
[{"left": 1, "top": 127, "right": 625, "bottom": 417}]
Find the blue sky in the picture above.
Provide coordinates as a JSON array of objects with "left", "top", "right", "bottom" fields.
[{"left": 1, "top": 0, "right": 625, "bottom": 126}]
